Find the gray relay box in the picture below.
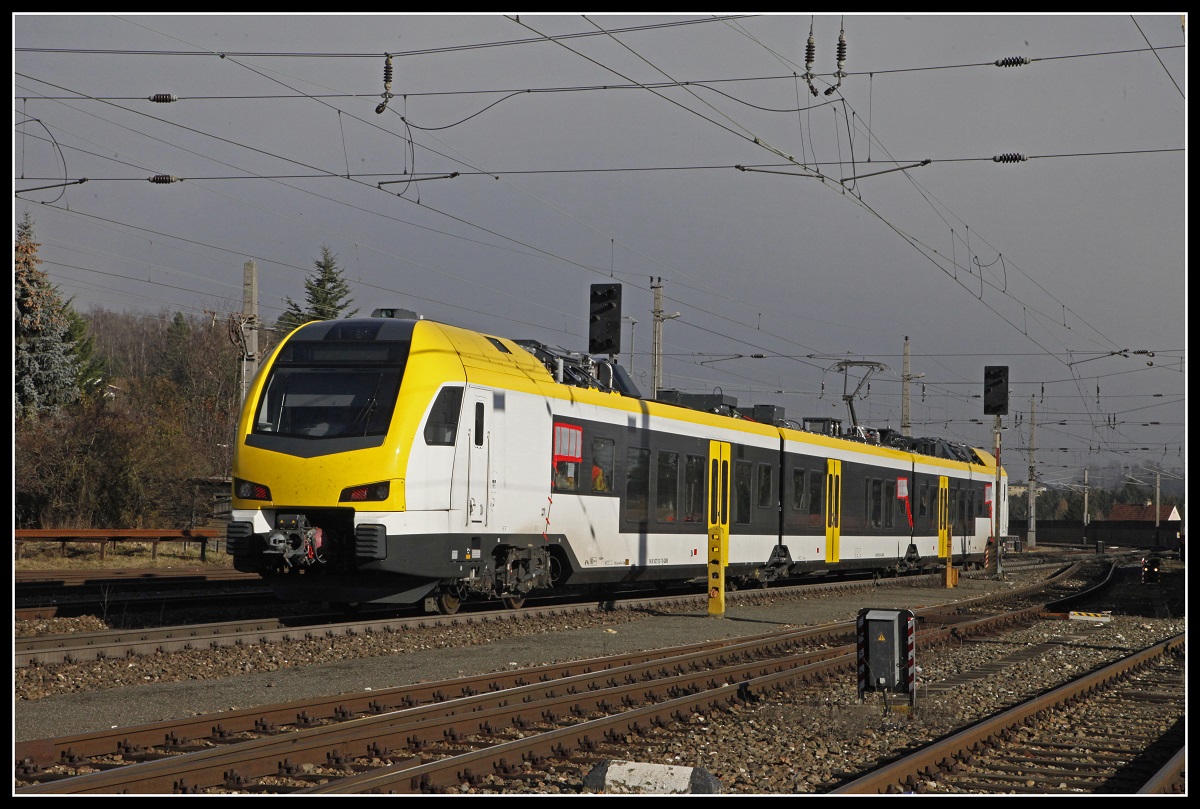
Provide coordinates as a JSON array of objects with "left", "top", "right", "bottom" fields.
[{"left": 856, "top": 608, "right": 916, "bottom": 703}]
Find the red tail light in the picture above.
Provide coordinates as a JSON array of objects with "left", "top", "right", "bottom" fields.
[
  {"left": 340, "top": 481, "right": 390, "bottom": 502},
  {"left": 234, "top": 478, "right": 271, "bottom": 501}
]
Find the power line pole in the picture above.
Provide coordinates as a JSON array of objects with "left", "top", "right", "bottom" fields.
[
  {"left": 623, "top": 315, "right": 637, "bottom": 375},
  {"left": 1027, "top": 395, "right": 1037, "bottom": 550},
  {"left": 901, "top": 336, "right": 923, "bottom": 437},
  {"left": 650, "top": 277, "right": 679, "bottom": 400},
  {"left": 993, "top": 413, "right": 1003, "bottom": 578},
  {"left": 1154, "top": 469, "right": 1161, "bottom": 544},
  {"left": 241, "top": 260, "right": 259, "bottom": 406},
  {"left": 1083, "top": 468, "right": 1090, "bottom": 531}
]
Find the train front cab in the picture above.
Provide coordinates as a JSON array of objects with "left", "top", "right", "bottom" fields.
[{"left": 227, "top": 318, "right": 562, "bottom": 607}]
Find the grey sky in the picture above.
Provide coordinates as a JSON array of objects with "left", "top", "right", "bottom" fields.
[{"left": 13, "top": 13, "right": 1187, "bottom": 488}]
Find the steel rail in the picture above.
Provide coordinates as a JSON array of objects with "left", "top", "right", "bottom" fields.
[
  {"left": 15, "top": 563, "right": 1079, "bottom": 668},
  {"left": 827, "top": 634, "right": 1185, "bottom": 794}
]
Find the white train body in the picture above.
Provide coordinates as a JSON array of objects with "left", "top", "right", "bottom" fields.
[{"left": 227, "top": 317, "right": 1006, "bottom": 610}]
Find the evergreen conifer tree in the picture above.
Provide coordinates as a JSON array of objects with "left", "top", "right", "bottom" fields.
[
  {"left": 276, "top": 244, "right": 358, "bottom": 332},
  {"left": 15, "top": 212, "right": 79, "bottom": 420},
  {"left": 65, "top": 307, "right": 107, "bottom": 402}
]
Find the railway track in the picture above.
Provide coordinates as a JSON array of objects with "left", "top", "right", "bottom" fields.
[
  {"left": 17, "top": 558, "right": 1183, "bottom": 795},
  {"left": 830, "top": 634, "right": 1185, "bottom": 794},
  {"left": 15, "top": 567, "right": 270, "bottom": 621},
  {"left": 14, "top": 564, "right": 1089, "bottom": 792},
  {"left": 10, "top": 595, "right": 1050, "bottom": 793},
  {"left": 14, "top": 563, "right": 1072, "bottom": 669},
  {"left": 15, "top": 552, "right": 1093, "bottom": 624},
  {"left": 15, "top": 596, "right": 1181, "bottom": 795}
]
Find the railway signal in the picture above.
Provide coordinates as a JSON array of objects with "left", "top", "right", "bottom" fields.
[
  {"left": 983, "top": 365, "right": 1009, "bottom": 416},
  {"left": 589, "top": 283, "right": 622, "bottom": 355},
  {"left": 983, "top": 365, "right": 1009, "bottom": 576}
]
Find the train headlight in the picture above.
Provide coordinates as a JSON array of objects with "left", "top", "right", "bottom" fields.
[
  {"left": 234, "top": 478, "right": 272, "bottom": 501},
  {"left": 340, "top": 481, "right": 391, "bottom": 502}
]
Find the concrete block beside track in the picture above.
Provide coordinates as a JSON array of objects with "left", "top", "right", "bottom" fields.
[{"left": 583, "top": 760, "right": 722, "bottom": 794}]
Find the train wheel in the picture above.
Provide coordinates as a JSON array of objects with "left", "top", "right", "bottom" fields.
[
  {"left": 437, "top": 592, "right": 461, "bottom": 616},
  {"left": 501, "top": 595, "right": 525, "bottom": 610},
  {"left": 547, "top": 553, "right": 567, "bottom": 588}
]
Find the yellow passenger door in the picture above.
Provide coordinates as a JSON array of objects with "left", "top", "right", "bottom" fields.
[
  {"left": 825, "top": 459, "right": 842, "bottom": 563},
  {"left": 937, "top": 476, "right": 950, "bottom": 558}
]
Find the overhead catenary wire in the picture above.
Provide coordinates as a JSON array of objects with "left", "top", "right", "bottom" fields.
[
  {"left": 11, "top": 74, "right": 1152, "bottom": 376},
  {"left": 15, "top": 17, "right": 1181, "bottom": 470}
]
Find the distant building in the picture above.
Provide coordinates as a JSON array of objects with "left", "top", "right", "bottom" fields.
[
  {"left": 1006, "top": 483, "right": 1046, "bottom": 499},
  {"left": 1104, "top": 503, "right": 1181, "bottom": 523},
  {"left": 1094, "top": 502, "right": 1183, "bottom": 554}
]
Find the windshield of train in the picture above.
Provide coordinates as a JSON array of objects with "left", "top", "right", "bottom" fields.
[{"left": 252, "top": 340, "right": 408, "bottom": 439}]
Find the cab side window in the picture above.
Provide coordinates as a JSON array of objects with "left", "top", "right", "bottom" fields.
[{"left": 424, "top": 386, "right": 464, "bottom": 445}]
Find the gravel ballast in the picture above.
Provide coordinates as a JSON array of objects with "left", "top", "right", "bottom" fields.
[{"left": 14, "top": 559, "right": 1185, "bottom": 795}]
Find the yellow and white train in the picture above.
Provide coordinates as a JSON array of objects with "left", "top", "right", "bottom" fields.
[{"left": 227, "top": 315, "right": 1007, "bottom": 613}]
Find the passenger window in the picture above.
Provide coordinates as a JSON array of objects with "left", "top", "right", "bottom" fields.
[
  {"left": 625, "top": 448, "right": 651, "bottom": 523},
  {"left": 791, "top": 469, "right": 806, "bottom": 511},
  {"left": 734, "top": 461, "right": 752, "bottom": 524},
  {"left": 808, "top": 470, "right": 823, "bottom": 517},
  {"left": 656, "top": 451, "right": 679, "bottom": 522},
  {"left": 553, "top": 460, "right": 578, "bottom": 492},
  {"left": 757, "top": 463, "right": 773, "bottom": 508},
  {"left": 683, "top": 455, "right": 705, "bottom": 522},
  {"left": 553, "top": 422, "right": 583, "bottom": 492},
  {"left": 591, "top": 437, "right": 614, "bottom": 493}
]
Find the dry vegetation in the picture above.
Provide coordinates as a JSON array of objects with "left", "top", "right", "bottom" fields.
[{"left": 15, "top": 538, "right": 232, "bottom": 571}]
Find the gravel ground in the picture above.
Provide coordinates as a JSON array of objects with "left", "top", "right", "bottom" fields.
[
  {"left": 13, "top": 558, "right": 1186, "bottom": 795},
  {"left": 623, "top": 613, "right": 1184, "bottom": 794}
]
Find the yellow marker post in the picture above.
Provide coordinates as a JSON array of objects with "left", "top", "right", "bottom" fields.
[{"left": 707, "top": 441, "right": 730, "bottom": 617}]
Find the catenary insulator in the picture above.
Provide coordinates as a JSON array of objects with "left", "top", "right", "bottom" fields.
[
  {"left": 376, "top": 54, "right": 395, "bottom": 114},
  {"left": 148, "top": 93, "right": 178, "bottom": 103},
  {"left": 148, "top": 175, "right": 181, "bottom": 184},
  {"left": 991, "top": 153, "right": 1027, "bottom": 163},
  {"left": 806, "top": 33, "right": 816, "bottom": 67},
  {"left": 993, "top": 56, "right": 1030, "bottom": 68},
  {"left": 824, "top": 25, "right": 847, "bottom": 95}
]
